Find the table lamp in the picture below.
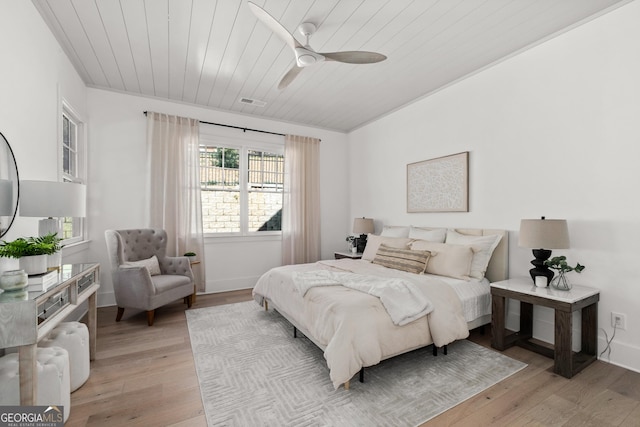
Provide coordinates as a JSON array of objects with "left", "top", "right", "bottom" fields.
[
  {"left": 518, "top": 216, "right": 569, "bottom": 286},
  {"left": 353, "top": 217, "right": 374, "bottom": 253},
  {"left": 19, "top": 180, "right": 86, "bottom": 236}
]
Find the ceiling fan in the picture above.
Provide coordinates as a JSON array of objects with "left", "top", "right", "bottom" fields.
[{"left": 247, "top": 2, "right": 387, "bottom": 89}]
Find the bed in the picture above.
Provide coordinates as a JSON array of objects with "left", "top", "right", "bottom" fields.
[{"left": 252, "top": 227, "right": 508, "bottom": 390}]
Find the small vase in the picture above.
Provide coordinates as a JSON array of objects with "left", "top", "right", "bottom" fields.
[
  {"left": 0, "top": 269, "right": 28, "bottom": 292},
  {"left": 550, "top": 271, "right": 572, "bottom": 291},
  {"left": 0, "top": 288, "right": 28, "bottom": 301}
]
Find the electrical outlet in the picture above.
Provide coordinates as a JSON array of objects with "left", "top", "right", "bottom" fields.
[{"left": 611, "top": 312, "right": 627, "bottom": 330}]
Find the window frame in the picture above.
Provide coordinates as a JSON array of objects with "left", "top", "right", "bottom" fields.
[
  {"left": 199, "top": 129, "right": 284, "bottom": 238},
  {"left": 59, "top": 99, "right": 87, "bottom": 245}
]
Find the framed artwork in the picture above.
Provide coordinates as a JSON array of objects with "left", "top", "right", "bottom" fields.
[{"left": 407, "top": 151, "right": 469, "bottom": 212}]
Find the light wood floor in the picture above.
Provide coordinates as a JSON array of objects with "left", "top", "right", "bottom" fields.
[{"left": 67, "top": 290, "right": 640, "bottom": 426}]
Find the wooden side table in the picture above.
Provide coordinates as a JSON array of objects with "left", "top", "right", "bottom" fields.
[
  {"left": 189, "top": 260, "right": 201, "bottom": 304},
  {"left": 490, "top": 277, "right": 599, "bottom": 378},
  {"left": 334, "top": 251, "right": 363, "bottom": 260}
]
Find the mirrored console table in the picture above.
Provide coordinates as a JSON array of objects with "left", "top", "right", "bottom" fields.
[{"left": 0, "top": 263, "right": 100, "bottom": 405}]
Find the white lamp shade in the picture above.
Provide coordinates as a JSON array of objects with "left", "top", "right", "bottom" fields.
[
  {"left": 353, "top": 217, "right": 374, "bottom": 235},
  {"left": 19, "top": 180, "right": 86, "bottom": 218},
  {"left": 0, "top": 179, "right": 13, "bottom": 216},
  {"left": 518, "top": 218, "right": 570, "bottom": 249}
]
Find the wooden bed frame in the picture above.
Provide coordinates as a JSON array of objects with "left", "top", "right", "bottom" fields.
[{"left": 264, "top": 228, "right": 509, "bottom": 390}]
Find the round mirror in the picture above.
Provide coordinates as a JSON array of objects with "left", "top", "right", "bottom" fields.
[{"left": 0, "top": 131, "right": 19, "bottom": 238}]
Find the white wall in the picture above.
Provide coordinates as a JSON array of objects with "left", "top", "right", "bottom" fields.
[
  {"left": 0, "top": 0, "right": 88, "bottom": 263},
  {"left": 86, "top": 88, "right": 349, "bottom": 305},
  {"left": 348, "top": 1, "right": 640, "bottom": 372}
]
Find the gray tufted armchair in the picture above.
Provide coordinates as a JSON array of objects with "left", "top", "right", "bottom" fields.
[{"left": 104, "top": 229, "right": 194, "bottom": 326}]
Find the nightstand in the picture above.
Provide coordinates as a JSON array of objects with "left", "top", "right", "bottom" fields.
[
  {"left": 189, "top": 260, "right": 201, "bottom": 304},
  {"left": 490, "top": 277, "right": 599, "bottom": 379},
  {"left": 334, "top": 251, "right": 363, "bottom": 260}
]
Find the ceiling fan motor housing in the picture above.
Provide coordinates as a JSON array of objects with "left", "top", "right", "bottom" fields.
[{"left": 295, "top": 47, "right": 324, "bottom": 67}]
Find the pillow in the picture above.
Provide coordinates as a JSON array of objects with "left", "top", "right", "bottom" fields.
[
  {"left": 408, "top": 226, "right": 446, "bottom": 243},
  {"left": 409, "top": 240, "right": 474, "bottom": 281},
  {"left": 361, "top": 234, "right": 413, "bottom": 261},
  {"left": 372, "top": 244, "right": 431, "bottom": 274},
  {"left": 124, "top": 255, "right": 161, "bottom": 276},
  {"left": 380, "top": 226, "right": 410, "bottom": 238},
  {"left": 445, "top": 230, "right": 502, "bottom": 280}
]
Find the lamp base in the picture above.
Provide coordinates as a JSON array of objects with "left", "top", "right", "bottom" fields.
[
  {"left": 356, "top": 234, "right": 368, "bottom": 253},
  {"left": 38, "top": 217, "right": 60, "bottom": 237},
  {"left": 529, "top": 248, "right": 554, "bottom": 285}
]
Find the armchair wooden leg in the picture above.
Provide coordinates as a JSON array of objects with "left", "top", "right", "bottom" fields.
[
  {"left": 116, "top": 307, "right": 125, "bottom": 322},
  {"left": 147, "top": 310, "right": 155, "bottom": 326},
  {"left": 183, "top": 294, "right": 194, "bottom": 307}
]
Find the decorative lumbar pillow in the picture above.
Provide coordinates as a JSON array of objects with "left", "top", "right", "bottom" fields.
[
  {"left": 408, "top": 226, "right": 446, "bottom": 243},
  {"left": 372, "top": 244, "right": 431, "bottom": 274},
  {"left": 380, "top": 226, "right": 410, "bottom": 238},
  {"left": 445, "top": 229, "right": 502, "bottom": 280},
  {"left": 409, "top": 240, "right": 474, "bottom": 281},
  {"left": 123, "top": 255, "right": 161, "bottom": 276},
  {"left": 362, "top": 235, "right": 413, "bottom": 261}
]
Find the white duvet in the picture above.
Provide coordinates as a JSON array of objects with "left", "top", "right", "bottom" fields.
[
  {"left": 292, "top": 270, "right": 434, "bottom": 326},
  {"left": 252, "top": 259, "right": 469, "bottom": 389}
]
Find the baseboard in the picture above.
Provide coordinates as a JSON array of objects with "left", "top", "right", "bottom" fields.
[
  {"left": 96, "top": 277, "right": 256, "bottom": 308},
  {"left": 204, "top": 276, "right": 259, "bottom": 294},
  {"left": 597, "top": 336, "right": 640, "bottom": 374},
  {"left": 97, "top": 291, "right": 116, "bottom": 308}
]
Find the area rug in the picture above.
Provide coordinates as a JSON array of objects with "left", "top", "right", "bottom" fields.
[{"left": 186, "top": 301, "right": 526, "bottom": 427}]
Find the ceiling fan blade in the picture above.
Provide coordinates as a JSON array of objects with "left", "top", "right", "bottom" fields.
[
  {"left": 247, "top": 2, "right": 302, "bottom": 50},
  {"left": 278, "top": 65, "right": 303, "bottom": 89},
  {"left": 322, "top": 51, "right": 387, "bottom": 64}
]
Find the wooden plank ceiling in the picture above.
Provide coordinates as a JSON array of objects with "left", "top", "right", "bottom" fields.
[{"left": 33, "top": 0, "right": 630, "bottom": 132}]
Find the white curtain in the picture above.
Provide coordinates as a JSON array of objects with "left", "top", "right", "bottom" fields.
[
  {"left": 146, "top": 112, "right": 206, "bottom": 291},
  {"left": 282, "top": 134, "right": 321, "bottom": 265}
]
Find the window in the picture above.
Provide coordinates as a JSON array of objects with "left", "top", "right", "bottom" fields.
[
  {"left": 62, "top": 113, "right": 77, "bottom": 177},
  {"left": 60, "top": 102, "right": 85, "bottom": 243},
  {"left": 199, "top": 132, "right": 284, "bottom": 236}
]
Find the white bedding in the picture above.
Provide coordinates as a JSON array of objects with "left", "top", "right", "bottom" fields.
[
  {"left": 252, "top": 258, "right": 472, "bottom": 389},
  {"left": 292, "top": 270, "right": 434, "bottom": 326},
  {"left": 435, "top": 276, "right": 491, "bottom": 322}
]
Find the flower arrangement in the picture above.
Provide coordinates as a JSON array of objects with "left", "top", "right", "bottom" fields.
[
  {"left": 345, "top": 236, "right": 357, "bottom": 252},
  {"left": 544, "top": 256, "right": 585, "bottom": 274},
  {"left": 544, "top": 256, "right": 585, "bottom": 290}
]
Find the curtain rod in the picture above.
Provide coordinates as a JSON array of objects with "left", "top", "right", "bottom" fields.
[{"left": 143, "top": 111, "right": 285, "bottom": 137}]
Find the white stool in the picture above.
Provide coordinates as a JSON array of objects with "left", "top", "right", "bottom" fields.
[
  {"left": 0, "top": 347, "right": 71, "bottom": 423},
  {"left": 40, "top": 321, "right": 90, "bottom": 392}
]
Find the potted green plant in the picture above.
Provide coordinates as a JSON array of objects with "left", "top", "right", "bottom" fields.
[
  {"left": 34, "top": 233, "right": 64, "bottom": 271},
  {"left": 183, "top": 251, "right": 197, "bottom": 262},
  {"left": 544, "top": 256, "right": 585, "bottom": 291},
  {"left": 0, "top": 235, "right": 58, "bottom": 275}
]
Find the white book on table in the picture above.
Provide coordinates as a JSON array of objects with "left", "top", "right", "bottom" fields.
[{"left": 27, "top": 270, "right": 59, "bottom": 292}]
